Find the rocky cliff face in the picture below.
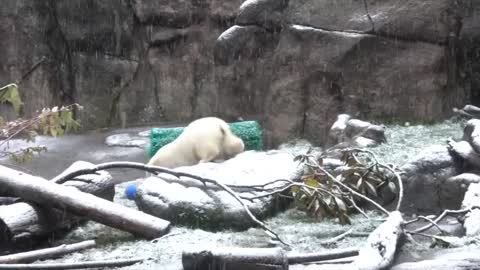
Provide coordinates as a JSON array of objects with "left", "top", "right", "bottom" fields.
[{"left": 0, "top": 0, "right": 478, "bottom": 147}]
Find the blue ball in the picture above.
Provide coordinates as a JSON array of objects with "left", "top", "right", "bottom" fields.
[{"left": 124, "top": 185, "right": 137, "bottom": 200}]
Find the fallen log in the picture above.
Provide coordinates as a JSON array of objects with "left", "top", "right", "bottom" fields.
[
  {"left": 182, "top": 247, "right": 288, "bottom": 270},
  {"left": 0, "top": 240, "right": 95, "bottom": 263},
  {"left": 0, "top": 165, "right": 171, "bottom": 239},
  {"left": 0, "top": 257, "right": 145, "bottom": 270},
  {"left": 461, "top": 183, "right": 480, "bottom": 236},
  {"left": 391, "top": 251, "right": 480, "bottom": 270},
  {"left": 182, "top": 247, "right": 360, "bottom": 270},
  {"left": 352, "top": 211, "right": 404, "bottom": 270},
  {"left": 0, "top": 161, "right": 115, "bottom": 251}
]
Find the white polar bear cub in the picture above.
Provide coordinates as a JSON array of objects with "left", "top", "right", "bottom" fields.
[{"left": 147, "top": 117, "right": 245, "bottom": 168}]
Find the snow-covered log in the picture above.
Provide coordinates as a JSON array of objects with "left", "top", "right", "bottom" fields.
[
  {"left": 353, "top": 211, "right": 404, "bottom": 270},
  {"left": 182, "top": 247, "right": 288, "bottom": 270},
  {"left": 0, "top": 165, "right": 170, "bottom": 241}
]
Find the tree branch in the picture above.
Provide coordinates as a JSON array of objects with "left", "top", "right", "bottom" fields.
[
  {"left": 0, "top": 240, "right": 96, "bottom": 264},
  {"left": 409, "top": 208, "right": 478, "bottom": 234},
  {"left": 0, "top": 258, "right": 145, "bottom": 270},
  {"left": 51, "top": 161, "right": 289, "bottom": 246}
]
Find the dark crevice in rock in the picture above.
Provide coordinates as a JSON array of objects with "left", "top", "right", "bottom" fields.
[
  {"left": 96, "top": 52, "right": 139, "bottom": 63},
  {"left": 361, "top": 0, "right": 375, "bottom": 32},
  {"left": 235, "top": 23, "right": 285, "bottom": 35},
  {"left": 149, "top": 30, "right": 188, "bottom": 48},
  {"left": 113, "top": 9, "right": 122, "bottom": 56},
  {"left": 190, "top": 61, "right": 201, "bottom": 117},
  {"left": 209, "top": 16, "right": 237, "bottom": 30},
  {"left": 135, "top": 12, "right": 207, "bottom": 29},
  {"left": 45, "top": 0, "right": 77, "bottom": 113},
  {"left": 443, "top": 2, "right": 466, "bottom": 114},
  {"left": 16, "top": 57, "right": 48, "bottom": 85},
  {"left": 106, "top": 60, "right": 142, "bottom": 127},
  {"left": 300, "top": 78, "right": 310, "bottom": 138},
  {"left": 146, "top": 51, "right": 162, "bottom": 116},
  {"left": 107, "top": 91, "right": 122, "bottom": 127}
]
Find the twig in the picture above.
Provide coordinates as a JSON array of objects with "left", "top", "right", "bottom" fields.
[
  {"left": 410, "top": 208, "right": 477, "bottom": 234},
  {"left": 406, "top": 216, "right": 448, "bottom": 235},
  {"left": 410, "top": 232, "right": 437, "bottom": 238},
  {"left": 228, "top": 179, "right": 292, "bottom": 189},
  {"left": 0, "top": 240, "right": 96, "bottom": 264},
  {"left": 287, "top": 247, "right": 358, "bottom": 264},
  {"left": 240, "top": 183, "right": 296, "bottom": 201},
  {"left": 51, "top": 161, "right": 289, "bottom": 246},
  {"left": 346, "top": 196, "right": 370, "bottom": 220},
  {"left": 241, "top": 180, "right": 337, "bottom": 202},
  {"left": 0, "top": 257, "right": 145, "bottom": 270},
  {"left": 320, "top": 229, "right": 353, "bottom": 246},
  {"left": 297, "top": 257, "right": 356, "bottom": 265},
  {"left": 0, "top": 119, "right": 43, "bottom": 147},
  {"left": 349, "top": 232, "right": 371, "bottom": 237},
  {"left": 151, "top": 232, "right": 184, "bottom": 243}
]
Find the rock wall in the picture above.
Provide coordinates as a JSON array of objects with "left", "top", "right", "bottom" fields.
[{"left": 0, "top": 0, "right": 478, "bottom": 147}]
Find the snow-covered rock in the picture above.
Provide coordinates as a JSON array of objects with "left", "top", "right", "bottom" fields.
[{"left": 134, "top": 150, "right": 299, "bottom": 230}]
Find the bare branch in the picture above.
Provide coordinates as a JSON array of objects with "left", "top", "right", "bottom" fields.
[
  {"left": 346, "top": 196, "right": 370, "bottom": 220},
  {"left": 287, "top": 247, "right": 359, "bottom": 264},
  {"left": 410, "top": 208, "right": 478, "bottom": 234},
  {"left": 320, "top": 229, "right": 353, "bottom": 246},
  {"left": 0, "top": 240, "right": 96, "bottom": 264},
  {"left": 406, "top": 216, "right": 448, "bottom": 235},
  {"left": 51, "top": 161, "right": 289, "bottom": 246},
  {"left": 0, "top": 258, "right": 145, "bottom": 270}
]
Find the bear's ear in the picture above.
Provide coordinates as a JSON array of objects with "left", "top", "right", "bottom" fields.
[{"left": 219, "top": 124, "right": 226, "bottom": 136}]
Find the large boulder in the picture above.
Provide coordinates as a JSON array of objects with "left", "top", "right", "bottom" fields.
[
  {"left": 216, "top": 0, "right": 474, "bottom": 148},
  {"left": 263, "top": 24, "right": 449, "bottom": 147},
  {"left": 214, "top": 25, "right": 271, "bottom": 66},
  {"left": 460, "top": 1, "right": 480, "bottom": 105},
  {"left": 400, "top": 145, "right": 462, "bottom": 214},
  {"left": 134, "top": 150, "right": 298, "bottom": 230},
  {"left": 287, "top": 0, "right": 461, "bottom": 43},
  {"left": 236, "top": 0, "right": 289, "bottom": 30}
]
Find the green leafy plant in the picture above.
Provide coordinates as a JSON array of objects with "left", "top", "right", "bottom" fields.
[
  {"left": 0, "top": 83, "right": 23, "bottom": 115},
  {"left": 0, "top": 83, "right": 81, "bottom": 162},
  {"left": 292, "top": 149, "right": 400, "bottom": 225}
]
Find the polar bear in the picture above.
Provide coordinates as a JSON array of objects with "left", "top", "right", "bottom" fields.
[{"left": 147, "top": 117, "right": 245, "bottom": 168}]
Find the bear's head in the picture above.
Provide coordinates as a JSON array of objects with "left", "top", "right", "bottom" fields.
[{"left": 224, "top": 135, "right": 245, "bottom": 159}]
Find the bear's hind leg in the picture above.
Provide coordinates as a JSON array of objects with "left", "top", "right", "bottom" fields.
[{"left": 195, "top": 142, "right": 221, "bottom": 164}]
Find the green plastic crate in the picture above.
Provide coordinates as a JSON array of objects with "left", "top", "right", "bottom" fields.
[{"left": 147, "top": 121, "right": 263, "bottom": 158}]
